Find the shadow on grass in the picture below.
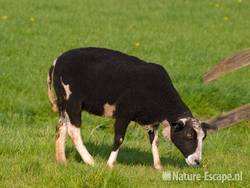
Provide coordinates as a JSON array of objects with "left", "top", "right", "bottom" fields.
[{"left": 66, "top": 142, "right": 186, "bottom": 168}]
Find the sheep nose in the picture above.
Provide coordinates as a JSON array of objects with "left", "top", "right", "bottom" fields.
[{"left": 194, "top": 159, "right": 200, "bottom": 165}]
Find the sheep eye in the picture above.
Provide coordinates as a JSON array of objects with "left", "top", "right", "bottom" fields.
[{"left": 186, "top": 132, "right": 193, "bottom": 139}]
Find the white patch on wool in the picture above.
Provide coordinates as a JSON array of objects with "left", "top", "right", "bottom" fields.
[
  {"left": 55, "top": 117, "right": 67, "bottom": 162},
  {"left": 66, "top": 113, "right": 95, "bottom": 166},
  {"left": 61, "top": 77, "right": 72, "bottom": 100},
  {"left": 107, "top": 149, "right": 119, "bottom": 168},
  {"left": 185, "top": 120, "right": 204, "bottom": 166},
  {"left": 151, "top": 130, "right": 162, "bottom": 170},
  {"left": 103, "top": 103, "right": 116, "bottom": 117},
  {"left": 53, "top": 58, "right": 57, "bottom": 66}
]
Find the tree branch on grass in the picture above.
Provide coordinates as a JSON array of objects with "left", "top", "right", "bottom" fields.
[
  {"left": 203, "top": 48, "right": 250, "bottom": 132},
  {"left": 207, "top": 103, "right": 250, "bottom": 133}
]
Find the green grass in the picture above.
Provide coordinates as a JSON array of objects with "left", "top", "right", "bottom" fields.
[{"left": 1, "top": 0, "right": 250, "bottom": 187}]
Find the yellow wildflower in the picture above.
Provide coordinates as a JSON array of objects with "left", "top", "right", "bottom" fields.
[
  {"left": 30, "top": 17, "right": 35, "bottom": 22},
  {"left": 224, "top": 16, "right": 229, "bottom": 21},
  {"left": 1, "top": 15, "right": 8, "bottom": 20}
]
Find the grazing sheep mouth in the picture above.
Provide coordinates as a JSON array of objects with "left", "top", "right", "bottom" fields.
[{"left": 185, "top": 157, "right": 201, "bottom": 166}]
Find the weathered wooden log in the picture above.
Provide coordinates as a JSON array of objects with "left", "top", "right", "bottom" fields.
[
  {"left": 207, "top": 103, "right": 250, "bottom": 132},
  {"left": 203, "top": 48, "right": 250, "bottom": 83},
  {"left": 203, "top": 49, "right": 250, "bottom": 131}
]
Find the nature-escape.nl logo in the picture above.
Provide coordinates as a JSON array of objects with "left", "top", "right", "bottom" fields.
[{"left": 162, "top": 171, "right": 243, "bottom": 183}]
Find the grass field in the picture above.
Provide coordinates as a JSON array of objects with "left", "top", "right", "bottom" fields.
[{"left": 1, "top": 0, "right": 250, "bottom": 187}]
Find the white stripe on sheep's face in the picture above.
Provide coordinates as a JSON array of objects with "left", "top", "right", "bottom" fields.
[{"left": 162, "top": 118, "right": 214, "bottom": 166}]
